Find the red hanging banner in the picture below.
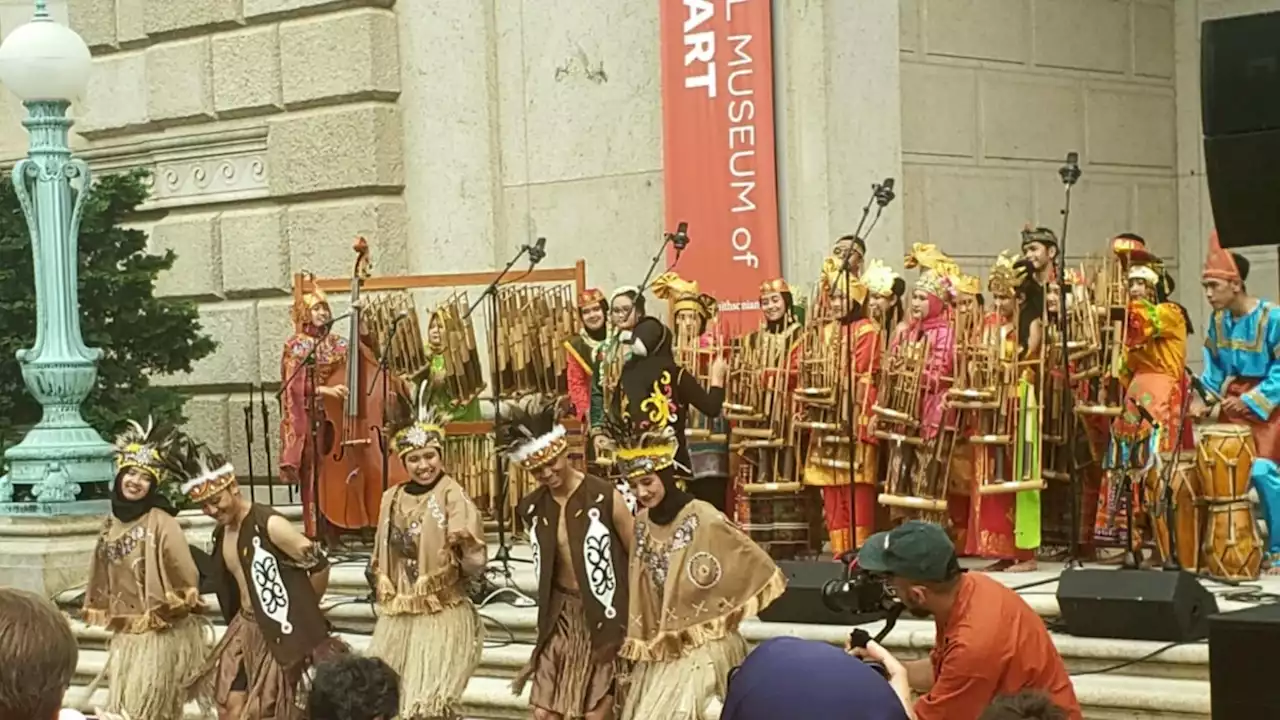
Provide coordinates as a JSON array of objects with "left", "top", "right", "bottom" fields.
[{"left": 659, "top": 0, "right": 782, "bottom": 332}]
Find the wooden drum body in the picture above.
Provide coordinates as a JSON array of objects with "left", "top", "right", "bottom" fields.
[
  {"left": 1196, "top": 424, "right": 1264, "bottom": 580},
  {"left": 1146, "top": 453, "right": 1201, "bottom": 572}
]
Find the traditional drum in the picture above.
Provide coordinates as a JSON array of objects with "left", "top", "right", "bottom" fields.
[
  {"left": 1145, "top": 452, "right": 1202, "bottom": 572},
  {"left": 1196, "top": 424, "right": 1264, "bottom": 580}
]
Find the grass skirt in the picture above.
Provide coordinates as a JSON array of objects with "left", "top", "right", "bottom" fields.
[
  {"left": 368, "top": 599, "right": 484, "bottom": 719},
  {"left": 106, "top": 615, "right": 213, "bottom": 720},
  {"left": 619, "top": 632, "right": 748, "bottom": 720}
]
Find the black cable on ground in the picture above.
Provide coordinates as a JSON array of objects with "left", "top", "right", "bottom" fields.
[{"left": 1068, "top": 640, "right": 1196, "bottom": 677}]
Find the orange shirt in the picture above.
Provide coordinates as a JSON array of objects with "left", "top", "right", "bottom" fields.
[{"left": 915, "top": 573, "right": 1081, "bottom": 720}]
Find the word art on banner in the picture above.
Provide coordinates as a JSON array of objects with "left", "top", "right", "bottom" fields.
[{"left": 660, "top": 0, "right": 781, "bottom": 330}]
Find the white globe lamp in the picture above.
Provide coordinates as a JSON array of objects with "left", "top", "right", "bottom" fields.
[{"left": 0, "top": 8, "right": 92, "bottom": 102}]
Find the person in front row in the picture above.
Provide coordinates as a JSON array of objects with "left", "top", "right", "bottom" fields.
[
  {"left": 1192, "top": 232, "right": 1280, "bottom": 573},
  {"left": 504, "top": 395, "right": 634, "bottom": 720},
  {"left": 850, "top": 521, "right": 1081, "bottom": 720},
  {"left": 181, "top": 442, "right": 347, "bottom": 720},
  {"left": 608, "top": 421, "right": 785, "bottom": 720},
  {"left": 0, "top": 588, "right": 78, "bottom": 720}
]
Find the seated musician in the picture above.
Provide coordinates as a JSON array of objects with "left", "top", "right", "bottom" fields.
[
  {"left": 802, "top": 260, "right": 881, "bottom": 554},
  {"left": 1192, "top": 233, "right": 1280, "bottom": 573},
  {"left": 613, "top": 316, "right": 729, "bottom": 509},
  {"left": 1095, "top": 252, "right": 1192, "bottom": 562},
  {"left": 419, "top": 309, "right": 482, "bottom": 421},
  {"left": 651, "top": 272, "right": 732, "bottom": 510}
]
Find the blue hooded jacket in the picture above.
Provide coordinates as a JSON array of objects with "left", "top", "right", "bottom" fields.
[{"left": 721, "top": 637, "right": 910, "bottom": 720}]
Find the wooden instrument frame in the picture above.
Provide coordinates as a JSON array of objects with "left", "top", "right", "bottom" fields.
[{"left": 291, "top": 260, "right": 587, "bottom": 436}]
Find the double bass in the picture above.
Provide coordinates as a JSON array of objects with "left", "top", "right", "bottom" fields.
[{"left": 316, "top": 237, "right": 408, "bottom": 532}]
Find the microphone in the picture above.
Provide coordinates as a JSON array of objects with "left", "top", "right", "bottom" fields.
[
  {"left": 873, "top": 178, "right": 896, "bottom": 207},
  {"left": 1059, "top": 151, "right": 1082, "bottom": 186},
  {"left": 526, "top": 237, "right": 546, "bottom": 266},
  {"left": 672, "top": 221, "right": 690, "bottom": 252},
  {"left": 317, "top": 312, "right": 351, "bottom": 334},
  {"left": 1185, "top": 367, "right": 1219, "bottom": 403}
]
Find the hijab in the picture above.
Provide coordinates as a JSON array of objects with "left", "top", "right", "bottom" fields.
[
  {"left": 111, "top": 469, "right": 177, "bottom": 523},
  {"left": 721, "top": 637, "right": 909, "bottom": 720},
  {"left": 619, "top": 317, "right": 680, "bottom": 428},
  {"left": 647, "top": 466, "right": 694, "bottom": 526}
]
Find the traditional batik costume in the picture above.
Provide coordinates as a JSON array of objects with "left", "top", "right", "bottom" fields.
[
  {"left": 82, "top": 420, "right": 211, "bottom": 720},
  {"left": 369, "top": 396, "right": 486, "bottom": 719}
]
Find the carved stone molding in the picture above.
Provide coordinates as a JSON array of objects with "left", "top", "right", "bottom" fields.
[{"left": 76, "top": 126, "right": 270, "bottom": 210}]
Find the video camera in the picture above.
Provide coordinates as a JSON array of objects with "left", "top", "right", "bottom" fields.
[{"left": 821, "top": 553, "right": 906, "bottom": 679}]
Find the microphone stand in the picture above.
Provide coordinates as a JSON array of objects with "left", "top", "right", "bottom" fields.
[
  {"left": 839, "top": 181, "right": 895, "bottom": 551},
  {"left": 260, "top": 384, "right": 278, "bottom": 504},
  {"left": 637, "top": 225, "right": 689, "bottom": 293},
  {"left": 368, "top": 318, "right": 405, "bottom": 495},
  {"left": 468, "top": 243, "right": 538, "bottom": 606},
  {"left": 1056, "top": 154, "right": 1084, "bottom": 569},
  {"left": 243, "top": 384, "right": 256, "bottom": 504}
]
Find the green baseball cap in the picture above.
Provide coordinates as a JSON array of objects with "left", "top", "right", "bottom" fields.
[{"left": 856, "top": 521, "right": 958, "bottom": 582}]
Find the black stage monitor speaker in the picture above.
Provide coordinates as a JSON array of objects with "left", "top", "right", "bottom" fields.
[
  {"left": 757, "top": 560, "right": 863, "bottom": 626},
  {"left": 1055, "top": 569, "right": 1218, "bottom": 642},
  {"left": 1209, "top": 604, "right": 1280, "bottom": 719},
  {"left": 1201, "top": 11, "right": 1280, "bottom": 248}
]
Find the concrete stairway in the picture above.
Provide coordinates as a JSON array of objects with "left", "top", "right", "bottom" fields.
[{"left": 60, "top": 510, "right": 1223, "bottom": 719}]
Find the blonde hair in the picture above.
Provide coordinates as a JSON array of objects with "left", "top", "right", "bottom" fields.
[{"left": 0, "top": 589, "right": 78, "bottom": 720}]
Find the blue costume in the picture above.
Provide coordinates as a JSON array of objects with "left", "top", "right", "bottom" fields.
[{"left": 1200, "top": 298, "right": 1280, "bottom": 559}]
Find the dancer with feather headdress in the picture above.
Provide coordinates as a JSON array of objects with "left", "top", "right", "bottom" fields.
[
  {"left": 179, "top": 440, "right": 344, "bottom": 720},
  {"left": 367, "top": 389, "right": 486, "bottom": 720},
  {"left": 603, "top": 414, "right": 785, "bottom": 720},
  {"left": 502, "top": 394, "right": 633, "bottom": 720},
  {"left": 81, "top": 419, "right": 211, "bottom": 720}
]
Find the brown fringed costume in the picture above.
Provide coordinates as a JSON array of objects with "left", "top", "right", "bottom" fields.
[
  {"left": 502, "top": 395, "right": 632, "bottom": 718},
  {"left": 180, "top": 445, "right": 345, "bottom": 720},
  {"left": 606, "top": 423, "right": 785, "bottom": 720},
  {"left": 82, "top": 420, "right": 211, "bottom": 720},
  {"left": 369, "top": 394, "right": 486, "bottom": 719}
]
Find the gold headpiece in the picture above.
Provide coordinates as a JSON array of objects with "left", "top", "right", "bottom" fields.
[
  {"left": 952, "top": 273, "right": 981, "bottom": 296},
  {"left": 987, "top": 251, "right": 1027, "bottom": 297},
  {"left": 903, "top": 243, "right": 951, "bottom": 271},
  {"left": 386, "top": 387, "right": 449, "bottom": 458},
  {"left": 915, "top": 268, "right": 951, "bottom": 299},
  {"left": 861, "top": 259, "right": 899, "bottom": 298},
  {"left": 176, "top": 442, "right": 237, "bottom": 504},
  {"left": 291, "top": 272, "right": 330, "bottom": 328},
  {"left": 615, "top": 429, "right": 679, "bottom": 479},
  {"left": 821, "top": 257, "right": 869, "bottom": 305},
  {"left": 759, "top": 278, "right": 791, "bottom": 296},
  {"left": 113, "top": 417, "right": 174, "bottom": 483},
  {"left": 651, "top": 272, "right": 718, "bottom": 321},
  {"left": 498, "top": 395, "right": 571, "bottom": 472},
  {"left": 1128, "top": 265, "right": 1161, "bottom": 286}
]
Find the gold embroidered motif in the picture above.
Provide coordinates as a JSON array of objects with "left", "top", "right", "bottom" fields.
[{"left": 640, "top": 370, "right": 675, "bottom": 427}]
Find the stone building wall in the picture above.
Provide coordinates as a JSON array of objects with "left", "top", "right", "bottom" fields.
[{"left": 0, "top": 0, "right": 1273, "bottom": 472}]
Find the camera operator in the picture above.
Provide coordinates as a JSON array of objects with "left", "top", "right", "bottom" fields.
[
  {"left": 721, "top": 637, "right": 908, "bottom": 720},
  {"left": 849, "top": 522, "right": 1081, "bottom": 720}
]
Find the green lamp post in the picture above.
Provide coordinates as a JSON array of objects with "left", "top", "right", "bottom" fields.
[{"left": 0, "top": 0, "right": 113, "bottom": 514}]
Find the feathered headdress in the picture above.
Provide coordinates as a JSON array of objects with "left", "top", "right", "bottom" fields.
[
  {"left": 821, "top": 257, "right": 868, "bottom": 305},
  {"left": 112, "top": 417, "right": 175, "bottom": 483},
  {"left": 172, "top": 438, "right": 237, "bottom": 504},
  {"left": 861, "top": 259, "right": 899, "bottom": 299},
  {"left": 385, "top": 387, "right": 449, "bottom": 458},
  {"left": 651, "top": 272, "right": 718, "bottom": 322},
  {"left": 498, "top": 394, "right": 570, "bottom": 471},
  {"left": 599, "top": 413, "right": 679, "bottom": 479},
  {"left": 291, "top": 271, "right": 329, "bottom": 328},
  {"left": 987, "top": 251, "right": 1028, "bottom": 297}
]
